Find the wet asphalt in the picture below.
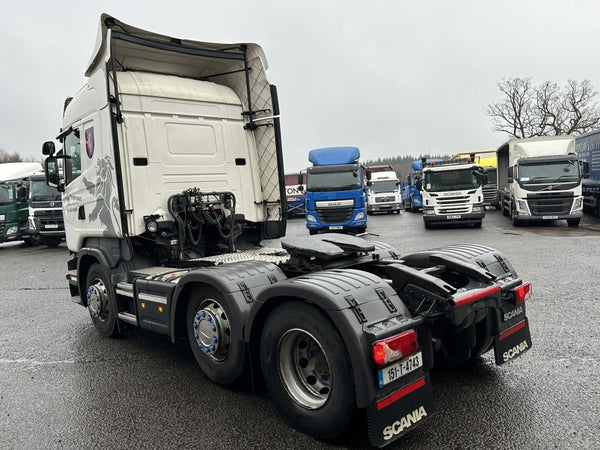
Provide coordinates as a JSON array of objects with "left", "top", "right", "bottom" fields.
[{"left": 1, "top": 209, "right": 599, "bottom": 449}]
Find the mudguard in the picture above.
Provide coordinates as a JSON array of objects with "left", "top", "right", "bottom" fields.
[{"left": 250, "top": 267, "right": 431, "bottom": 410}]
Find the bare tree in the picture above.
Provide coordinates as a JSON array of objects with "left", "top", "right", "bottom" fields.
[
  {"left": 0, "top": 148, "right": 24, "bottom": 163},
  {"left": 487, "top": 78, "right": 600, "bottom": 138}
]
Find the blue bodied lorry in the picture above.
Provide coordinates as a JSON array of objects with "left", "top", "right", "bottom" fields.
[{"left": 304, "top": 146, "right": 368, "bottom": 234}]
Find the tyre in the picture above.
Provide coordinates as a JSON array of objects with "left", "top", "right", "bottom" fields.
[
  {"left": 186, "top": 286, "right": 246, "bottom": 385},
  {"left": 511, "top": 206, "right": 521, "bottom": 227},
  {"left": 567, "top": 218, "right": 580, "bottom": 227},
  {"left": 473, "top": 220, "right": 482, "bottom": 228},
  {"left": 309, "top": 229, "right": 318, "bottom": 235},
  {"left": 85, "top": 263, "right": 121, "bottom": 337},
  {"left": 260, "top": 302, "right": 355, "bottom": 441},
  {"left": 41, "top": 236, "right": 62, "bottom": 247}
]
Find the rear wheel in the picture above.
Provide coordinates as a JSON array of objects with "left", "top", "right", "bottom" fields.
[
  {"left": 260, "top": 302, "right": 355, "bottom": 441},
  {"left": 186, "top": 286, "right": 246, "bottom": 385},
  {"left": 86, "top": 263, "right": 121, "bottom": 337}
]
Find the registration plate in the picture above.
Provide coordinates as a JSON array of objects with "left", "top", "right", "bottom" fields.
[
  {"left": 542, "top": 215, "right": 558, "bottom": 220},
  {"left": 447, "top": 215, "right": 461, "bottom": 219},
  {"left": 45, "top": 224, "right": 59, "bottom": 229},
  {"left": 329, "top": 225, "right": 343, "bottom": 230},
  {"left": 378, "top": 352, "right": 422, "bottom": 387}
]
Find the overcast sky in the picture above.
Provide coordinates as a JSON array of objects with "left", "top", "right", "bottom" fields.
[{"left": 2, "top": 0, "right": 600, "bottom": 172}]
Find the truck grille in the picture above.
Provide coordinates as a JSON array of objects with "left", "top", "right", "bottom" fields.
[
  {"left": 435, "top": 195, "right": 471, "bottom": 214},
  {"left": 482, "top": 186, "right": 498, "bottom": 205},
  {"left": 316, "top": 206, "right": 354, "bottom": 223},
  {"left": 527, "top": 193, "right": 573, "bottom": 215},
  {"left": 376, "top": 196, "right": 395, "bottom": 203},
  {"left": 35, "top": 210, "right": 64, "bottom": 230}
]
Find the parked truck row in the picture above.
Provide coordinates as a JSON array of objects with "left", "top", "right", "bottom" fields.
[
  {"left": 0, "top": 162, "right": 64, "bottom": 246},
  {"left": 39, "top": 15, "right": 532, "bottom": 448}
]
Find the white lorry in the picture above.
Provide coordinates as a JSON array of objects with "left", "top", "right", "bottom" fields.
[
  {"left": 366, "top": 170, "right": 401, "bottom": 214},
  {"left": 41, "top": 15, "right": 533, "bottom": 447},
  {"left": 497, "top": 136, "right": 583, "bottom": 227},
  {"left": 420, "top": 159, "right": 487, "bottom": 228}
]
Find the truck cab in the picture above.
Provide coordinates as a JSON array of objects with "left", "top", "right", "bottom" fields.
[
  {"left": 366, "top": 170, "right": 401, "bottom": 214},
  {"left": 27, "top": 172, "right": 64, "bottom": 247},
  {"left": 304, "top": 146, "right": 368, "bottom": 234},
  {"left": 421, "top": 160, "right": 486, "bottom": 228},
  {"left": 497, "top": 136, "right": 583, "bottom": 226},
  {"left": 0, "top": 162, "right": 42, "bottom": 245}
]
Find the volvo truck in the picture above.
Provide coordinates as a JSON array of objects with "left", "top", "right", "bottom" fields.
[
  {"left": 497, "top": 136, "right": 583, "bottom": 226},
  {"left": 41, "top": 15, "right": 532, "bottom": 447},
  {"left": 27, "top": 171, "right": 64, "bottom": 246}
]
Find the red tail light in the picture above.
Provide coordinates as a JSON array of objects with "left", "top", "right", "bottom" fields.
[
  {"left": 512, "top": 282, "right": 532, "bottom": 304},
  {"left": 372, "top": 329, "right": 418, "bottom": 366},
  {"left": 451, "top": 284, "right": 500, "bottom": 307}
]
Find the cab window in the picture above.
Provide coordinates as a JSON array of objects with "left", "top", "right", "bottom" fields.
[{"left": 63, "top": 129, "right": 82, "bottom": 184}]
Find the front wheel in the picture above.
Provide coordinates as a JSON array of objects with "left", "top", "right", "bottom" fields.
[
  {"left": 260, "top": 302, "right": 355, "bottom": 441},
  {"left": 86, "top": 263, "right": 121, "bottom": 337},
  {"left": 186, "top": 286, "right": 246, "bottom": 385},
  {"left": 567, "top": 218, "right": 580, "bottom": 227}
]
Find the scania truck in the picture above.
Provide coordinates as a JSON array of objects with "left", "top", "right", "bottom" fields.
[
  {"left": 303, "top": 146, "right": 368, "bottom": 234},
  {"left": 497, "top": 136, "right": 583, "bottom": 227},
  {"left": 455, "top": 151, "right": 499, "bottom": 208},
  {"left": 41, "top": 15, "right": 532, "bottom": 447},
  {"left": 421, "top": 159, "right": 487, "bottom": 228},
  {"left": 0, "top": 162, "right": 42, "bottom": 245}
]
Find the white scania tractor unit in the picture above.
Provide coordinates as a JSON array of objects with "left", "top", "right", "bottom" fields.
[{"left": 42, "top": 15, "right": 532, "bottom": 447}]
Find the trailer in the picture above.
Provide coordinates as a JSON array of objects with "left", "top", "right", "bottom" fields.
[
  {"left": 575, "top": 129, "right": 600, "bottom": 217},
  {"left": 41, "top": 15, "right": 532, "bottom": 447}
]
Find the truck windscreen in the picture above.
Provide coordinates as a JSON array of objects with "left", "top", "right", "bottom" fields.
[
  {"left": 30, "top": 180, "right": 61, "bottom": 201},
  {"left": 0, "top": 184, "right": 13, "bottom": 205},
  {"left": 424, "top": 169, "right": 480, "bottom": 192},
  {"left": 517, "top": 160, "right": 580, "bottom": 184},
  {"left": 371, "top": 180, "right": 398, "bottom": 193},
  {"left": 306, "top": 170, "right": 362, "bottom": 192}
]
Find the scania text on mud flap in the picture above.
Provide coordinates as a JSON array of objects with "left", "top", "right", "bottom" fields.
[{"left": 42, "top": 15, "right": 531, "bottom": 448}]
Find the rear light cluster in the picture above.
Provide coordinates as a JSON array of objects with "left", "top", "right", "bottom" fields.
[
  {"left": 511, "top": 282, "right": 532, "bottom": 304},
  {"left": 372, "top": 329, "right": 418, "bottom": 366},
  {"left": 451, "top": 284, "right": 500, "bottom": 307}
]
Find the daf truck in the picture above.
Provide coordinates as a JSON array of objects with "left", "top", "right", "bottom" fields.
[
  {"left": 421, "top": 159, "right": 487, "bottom": 228},
  {"left": 497, "top": 136, "right": 583, "bottom": 227},
  {"left": 304, "top": 146, "right": 368, "bottom": 234},
  {"left": 575, "top": 129, "right": 600, "bottom": 217},
  {"left": 41, "top": 15, "right": 532, "bottom": 447},
  {"left": 366, "top": 170, "right": 401, "bottom": 214},
  {"left": 0, "top": 162, "right": 42, "bottom": 245}
]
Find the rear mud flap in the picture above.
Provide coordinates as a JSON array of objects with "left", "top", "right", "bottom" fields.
[
  {"left": 367, "top": 374, "right": 434, "bottom": 447},
  {"left": 494, "top": 317, "right": 532, "bottom": 365}
]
